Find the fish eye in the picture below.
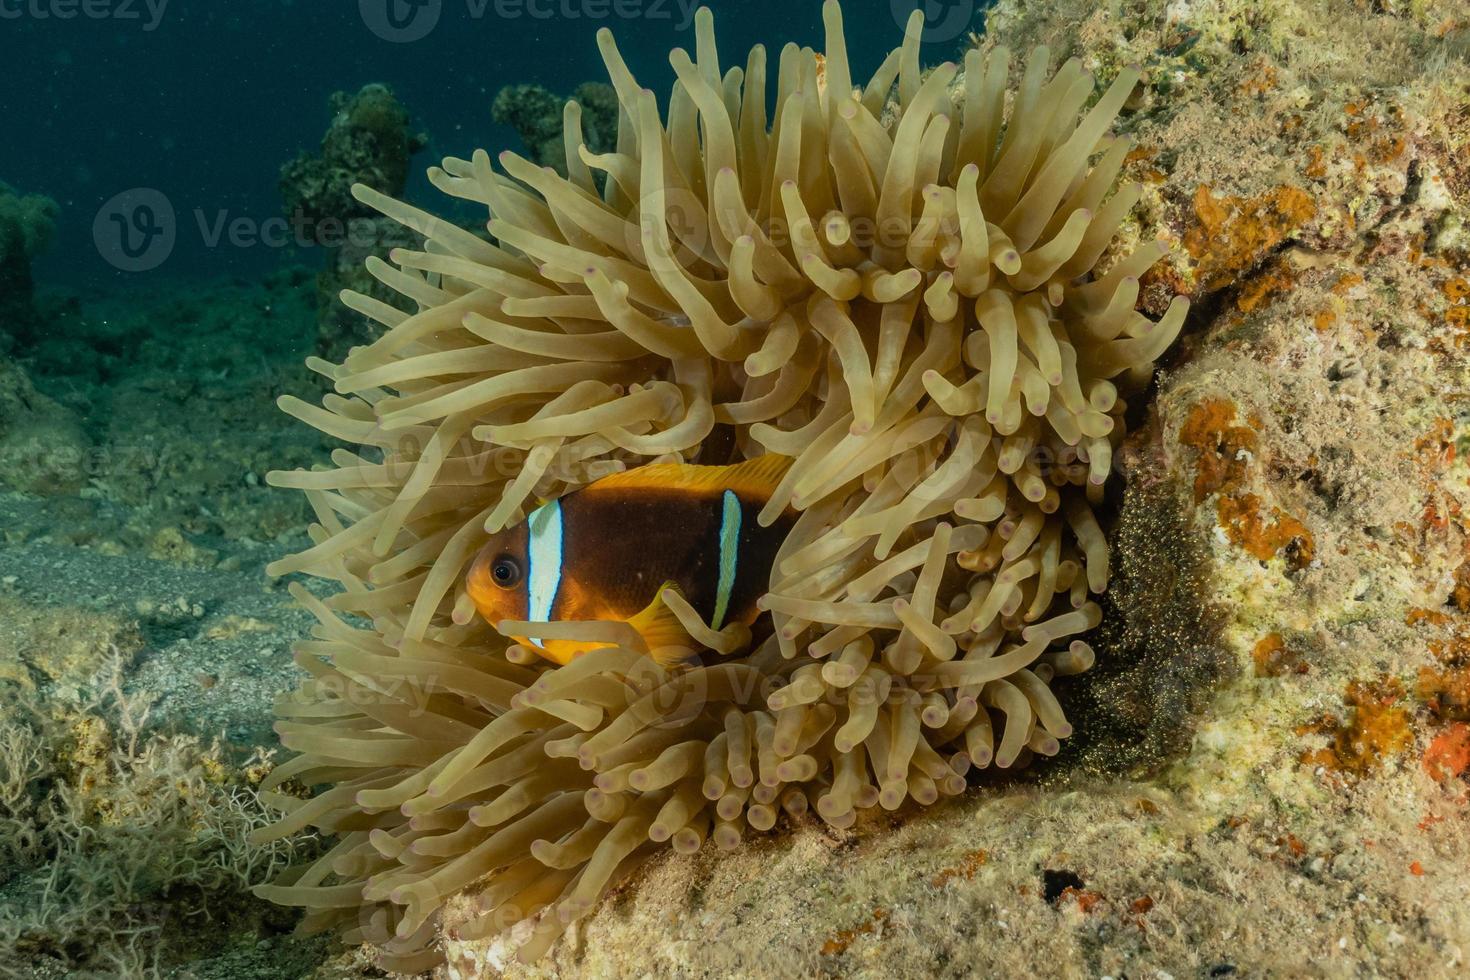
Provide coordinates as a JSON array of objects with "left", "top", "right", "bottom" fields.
[{"left": 490, "top": 555, "right": 522, "bottom": 588}]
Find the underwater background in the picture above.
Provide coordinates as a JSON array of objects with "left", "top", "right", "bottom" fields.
[
  {"left": 7, "top": 0, "right": 952, "bottom": 287},
  {"left": 5, "top": 0, "right": 1470, "bottom": 977}
]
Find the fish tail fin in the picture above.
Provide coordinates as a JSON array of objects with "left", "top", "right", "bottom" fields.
[{"left": 629, "top": 582, "right": 699, "bottom": 667}]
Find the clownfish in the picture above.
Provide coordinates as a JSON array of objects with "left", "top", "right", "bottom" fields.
[{"left": 466, "top": 455, "right": 795, "bottom": 666}]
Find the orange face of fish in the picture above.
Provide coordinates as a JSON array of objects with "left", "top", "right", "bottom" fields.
[
  {"left": 466, "top": 500, "right": 609, "bottom": 665},
  {"left": 465, "top": 522, "right": 530, "bottom": 632}
]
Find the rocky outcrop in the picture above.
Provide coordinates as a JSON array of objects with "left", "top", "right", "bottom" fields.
[
  {"left": 279, "top": 85, "right": 429, "bottom": 356},
  {"left": 491, "top": 82, "right": 618, "bottom": 174},
  {"left": 0, "top": 182, "right": 58, "bottom": 348}
]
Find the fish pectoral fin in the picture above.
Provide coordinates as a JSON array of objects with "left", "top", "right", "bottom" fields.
[
  {"left": 530, "top": 637, "right": 611, "bottom": 666},
  {"left": 585, "top": 454, "right": 793, "bottom": 504},
  {"left": 628, "top": 583, "right": 699, "bottom": 667}
]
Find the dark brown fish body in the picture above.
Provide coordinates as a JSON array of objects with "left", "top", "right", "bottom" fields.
[{"left": 467, "top": 455, "right": 794, "bottom": 664}]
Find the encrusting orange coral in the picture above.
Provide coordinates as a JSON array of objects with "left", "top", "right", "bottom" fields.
[{"left": 251, "top": 2, "right": 1188, "bottom": 969}]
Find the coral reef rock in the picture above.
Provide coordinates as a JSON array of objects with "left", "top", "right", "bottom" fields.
[
  {"left": 0, "top": 182, "right": 58, "bottom": 348},
  {"left": 491, "top": 81, "right": 619, "bottom": 174},
  {"left": 279, "top": 84, "right": 428, "bottom": 231},
  {"left": 279, "top": 84, "right": 429, "bottom": 356},
  {"left": 441, "top": 1, "right": 1470, "bottom": 976}
]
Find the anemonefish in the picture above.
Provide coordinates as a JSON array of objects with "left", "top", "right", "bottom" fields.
[{"left": 466, "top": 455, "right": 795, "bottom": 666}]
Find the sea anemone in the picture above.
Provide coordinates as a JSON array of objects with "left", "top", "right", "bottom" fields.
[{"left": 252, "top": 2, "right": 1187, "bottom": 969}]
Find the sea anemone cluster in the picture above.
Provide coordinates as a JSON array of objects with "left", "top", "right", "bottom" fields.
[{"left": 253, "top": 2, "right": 1187, "bottom": 969}]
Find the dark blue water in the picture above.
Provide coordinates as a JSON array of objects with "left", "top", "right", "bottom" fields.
[{"left": 2, "top": 0, "right": 988, "bottom": 289}]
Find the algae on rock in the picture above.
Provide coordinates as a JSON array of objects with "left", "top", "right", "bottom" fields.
[{"left": 0, "top": 652, "right": 311, "bottom": 979}]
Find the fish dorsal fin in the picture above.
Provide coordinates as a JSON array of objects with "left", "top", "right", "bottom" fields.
[
  {"left": 585, "top": 454, "right": 792, "bottom": 503},
  {"left": 628, "top": 583, "right": 699, "bottom": 668}
]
